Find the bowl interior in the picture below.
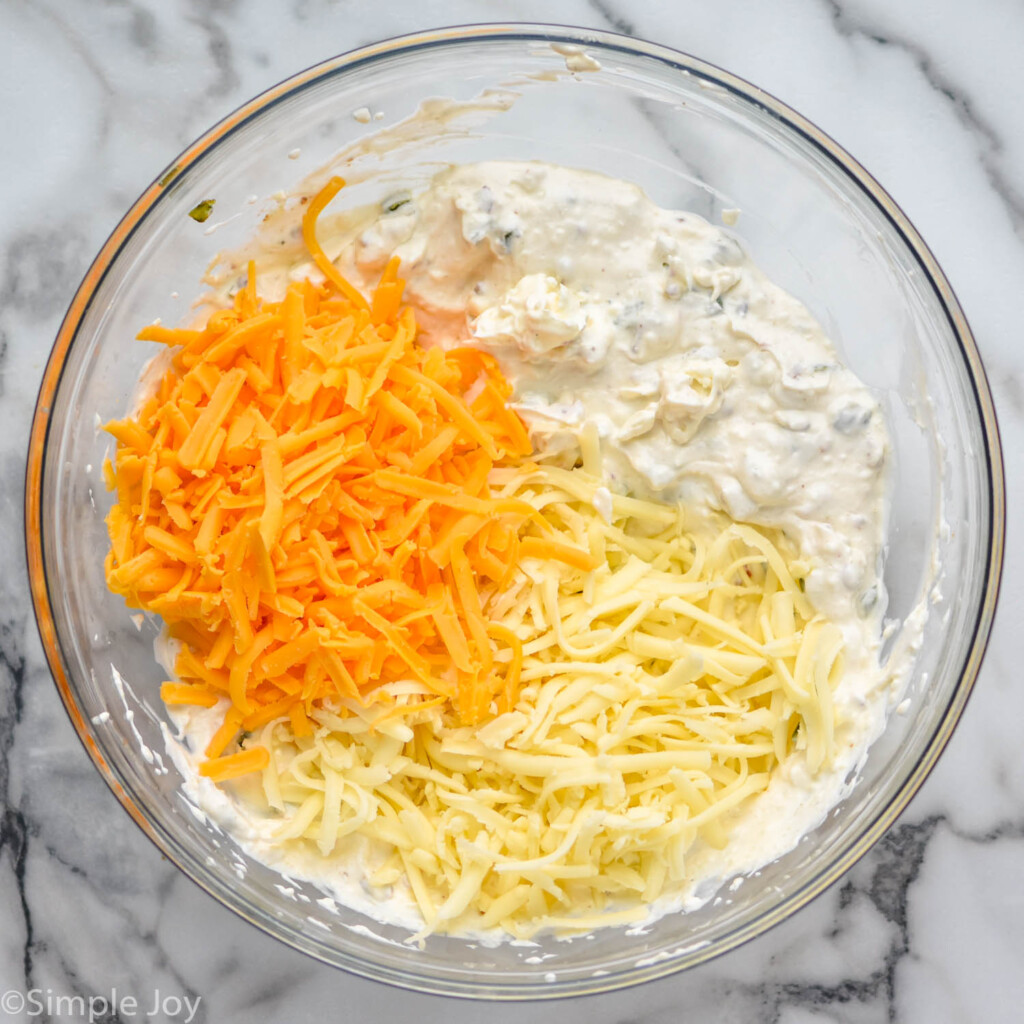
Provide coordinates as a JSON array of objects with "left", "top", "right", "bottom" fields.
[{"left": 30, "top": 27, "right": 1001, "bottom": 998}]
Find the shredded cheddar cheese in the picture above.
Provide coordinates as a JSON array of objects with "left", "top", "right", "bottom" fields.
[{"left": 103, "top": 177, "right": 593, "bottom": 777}]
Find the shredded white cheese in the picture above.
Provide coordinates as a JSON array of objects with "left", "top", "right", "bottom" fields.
[{"left": 242, "top": 465, "right": 844, "bottom": 939}]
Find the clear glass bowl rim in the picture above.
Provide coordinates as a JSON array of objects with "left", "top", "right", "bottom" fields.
[{"left": 25, "top": 22, "right": 1006, "bottom": 1000}]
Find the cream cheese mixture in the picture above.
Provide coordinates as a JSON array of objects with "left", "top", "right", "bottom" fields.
[
  {"left": 339, "top": 163, "right": 888, "bottom": 632},
  {"left": 160, "top": 160, "right": 898, "bottom": 940}
]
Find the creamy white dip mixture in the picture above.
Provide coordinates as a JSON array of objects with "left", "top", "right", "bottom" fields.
[{"left": 165, "top": 160, "right": 898, "bottom": 939}]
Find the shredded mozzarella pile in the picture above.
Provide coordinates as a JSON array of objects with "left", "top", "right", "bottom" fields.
[{"left": 244, "top": 465, "right": 844, "bottom": 938}]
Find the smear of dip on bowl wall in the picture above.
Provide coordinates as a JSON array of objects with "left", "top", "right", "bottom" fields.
[{"left": 27, "top": 27, "right": 1002, "bottom": 998}]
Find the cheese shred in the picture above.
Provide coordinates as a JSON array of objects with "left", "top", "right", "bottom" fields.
[
  {"left": 103, "top": 179, "right": 554, "bottom": 778},
  {"left": 247, "top": 465, "right": 844, "bottom": 939}
]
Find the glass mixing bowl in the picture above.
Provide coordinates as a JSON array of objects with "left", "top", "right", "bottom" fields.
[{"left": 26, "top": 24, "right": 1004, "bottom": 999}]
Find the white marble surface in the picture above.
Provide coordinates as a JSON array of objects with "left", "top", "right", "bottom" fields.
[{"left": 1, "top": 1, "right": 1021, "bottom": 1020}]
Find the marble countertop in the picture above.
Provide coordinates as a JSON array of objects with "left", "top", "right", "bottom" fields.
[{"left": 1, "top": 1, "right": 1021, "bottom": 1021}]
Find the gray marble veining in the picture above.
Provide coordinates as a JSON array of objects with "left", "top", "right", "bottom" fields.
[{"left": 1, "top": 1, "right": 1021, "bottom": 1021}]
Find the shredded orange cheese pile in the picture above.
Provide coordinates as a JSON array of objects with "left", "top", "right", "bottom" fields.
[{"left": 102, "top": 177, "right": 595, "bottom": 784}]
